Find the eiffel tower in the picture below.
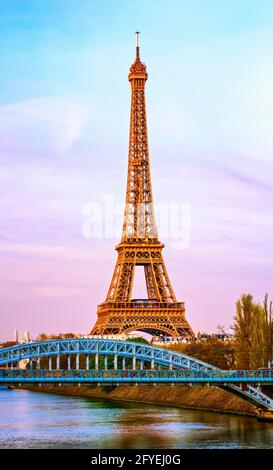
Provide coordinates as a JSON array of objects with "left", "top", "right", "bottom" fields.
[{"left": 91, "top": 33, "right": 193, "bottom": 337}]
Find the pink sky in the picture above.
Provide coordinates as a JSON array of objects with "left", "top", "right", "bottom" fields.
[{"left": 1, "top": 1, "right": 273, "bottom": 341}]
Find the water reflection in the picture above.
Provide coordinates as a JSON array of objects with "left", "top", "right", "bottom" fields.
[{"left": 0, "top": 389, "right": 272, "bottom": 448}]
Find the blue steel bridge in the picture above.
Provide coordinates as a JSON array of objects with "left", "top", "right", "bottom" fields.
[{"left": 1, "top": 338, "right": 273, "bottom": 412}]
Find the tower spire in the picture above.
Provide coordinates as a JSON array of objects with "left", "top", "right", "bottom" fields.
[
  {"left": 135, "top": 31, "right": 140, "bottom": 60},
  {"left": 129, "top": 32, "right": 147, "bottom": 80}
]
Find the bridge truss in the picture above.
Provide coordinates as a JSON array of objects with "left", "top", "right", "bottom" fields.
[{"left": 0, "top": 338, "right": 272, "bottom": 412}]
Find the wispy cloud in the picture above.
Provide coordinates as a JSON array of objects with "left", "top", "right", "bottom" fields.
[
  {"left": 221, "top": 168, "right": 273, "bottom": 194},
  {"left": 0, "top": 95, "right": 89, "bottom": 156},
  {"left": 0, "top": 241, "right": 107, "bottom": 261}
]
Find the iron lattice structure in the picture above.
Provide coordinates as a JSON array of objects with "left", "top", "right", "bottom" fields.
[
  {"left": 1, "top": 339, "right": 273, "bottom": 410},
  {"left": 91, "top": 34, "right": 193, "bottom": 337}
]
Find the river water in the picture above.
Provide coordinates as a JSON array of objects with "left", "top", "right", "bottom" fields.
[{"left": 0, "top": 389, "right": 273, "bottom": 448}]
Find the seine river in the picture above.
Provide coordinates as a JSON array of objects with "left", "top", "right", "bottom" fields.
[{"left": 0, "top": 389, "right": 273, "bottom": 448}]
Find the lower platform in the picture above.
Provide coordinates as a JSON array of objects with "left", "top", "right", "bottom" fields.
[{"left": 91, "top": 300, "right": 193, "bottom": 337}]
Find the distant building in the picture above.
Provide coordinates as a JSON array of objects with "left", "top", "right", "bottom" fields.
[
  {"left": 13, "top": 329, "right": 19, "bottom": 343},
  {"left": 151, "top": 336, "right": 190, "bottom": 346},
  {"left": 21, "top": 329, "right": 30, "bottom": 344}
]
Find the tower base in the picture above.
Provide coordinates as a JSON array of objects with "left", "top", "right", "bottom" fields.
[{"left": 91, "top": 300, "right": 193, "bottom": 337}]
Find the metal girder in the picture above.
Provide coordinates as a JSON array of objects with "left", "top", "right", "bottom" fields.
[
  {"left": 1, "top": 338, "right": 273, "bottom": 410},
  {"left": 91, "top": 38, "right": 193, "bottom": 338},
  {"left": 0, "top": 338, "right": 217, "bottom": 371},
  {"left": 226, "top": 384, "right": 273, "bottom": 410}
]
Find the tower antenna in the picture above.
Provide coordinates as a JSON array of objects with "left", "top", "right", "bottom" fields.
[{"left": 135, "top": 31, "right": 140, "bottom": 59}]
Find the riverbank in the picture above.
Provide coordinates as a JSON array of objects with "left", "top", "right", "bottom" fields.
[{"left": 22, "top": 384, "right": 257, "bottom": 417}]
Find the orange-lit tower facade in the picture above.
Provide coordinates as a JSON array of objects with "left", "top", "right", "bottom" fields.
[{"left": 91, "top": 33, "right": 193, "bottom": 337}]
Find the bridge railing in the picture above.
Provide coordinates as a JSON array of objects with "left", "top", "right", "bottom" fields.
[
  {"left": 1, "top": 369, "right": 273, "bottom": 383},
  {"left": 97, "top": 301, "right": 185, "bottom": 311}
]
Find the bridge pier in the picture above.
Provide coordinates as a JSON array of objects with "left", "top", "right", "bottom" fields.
[
  {"left": 56, "top": 355, "right": 60, "bottom": 370},
  {"left": 76, "top": 354, "right": 79, "bottom": 370},
  {"left": 49, "top": 356, "right": 52, "bottom": 370},
  {"left": 151, "top": 359, "right": 154, "bottom": 370},
  {"left": 37, "top": 358, "right": 40, "bottom": 370},
  {"left": 140, "top": 360, "right": 144, "bottom": 371},
  {"left": 104, "top": 356, "right": 108, "bottom": 370},
  {"left": 95, "top": 353, "right": 99, "bottom": 370},
  {"left": 86, "top": 355, "right": 89, "bottom": 370},
  {"left": 122, "top": 357, "right": 126, "bottom": 370},
  {"left": 132, "top": 356, "right": 136, "bottom": 370},
  {"left": 67, "top": 355, "right": 71, "bottom": 370}
]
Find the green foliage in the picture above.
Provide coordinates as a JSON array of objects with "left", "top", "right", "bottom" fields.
[
  {"left": 37, "top": 332, "right": 48, "bottom": 341},
  {"left": 37, "top": 332, "right": 78, "bottom": 341},
  {"left": 126, "top": 336, "right": 149, "bottom": 344},
  {"left": 233, "top": 293, "right": 273, "bottom": 369},
  {"left": 167, "top": 339, "right": 235, "bottom": 369}
]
